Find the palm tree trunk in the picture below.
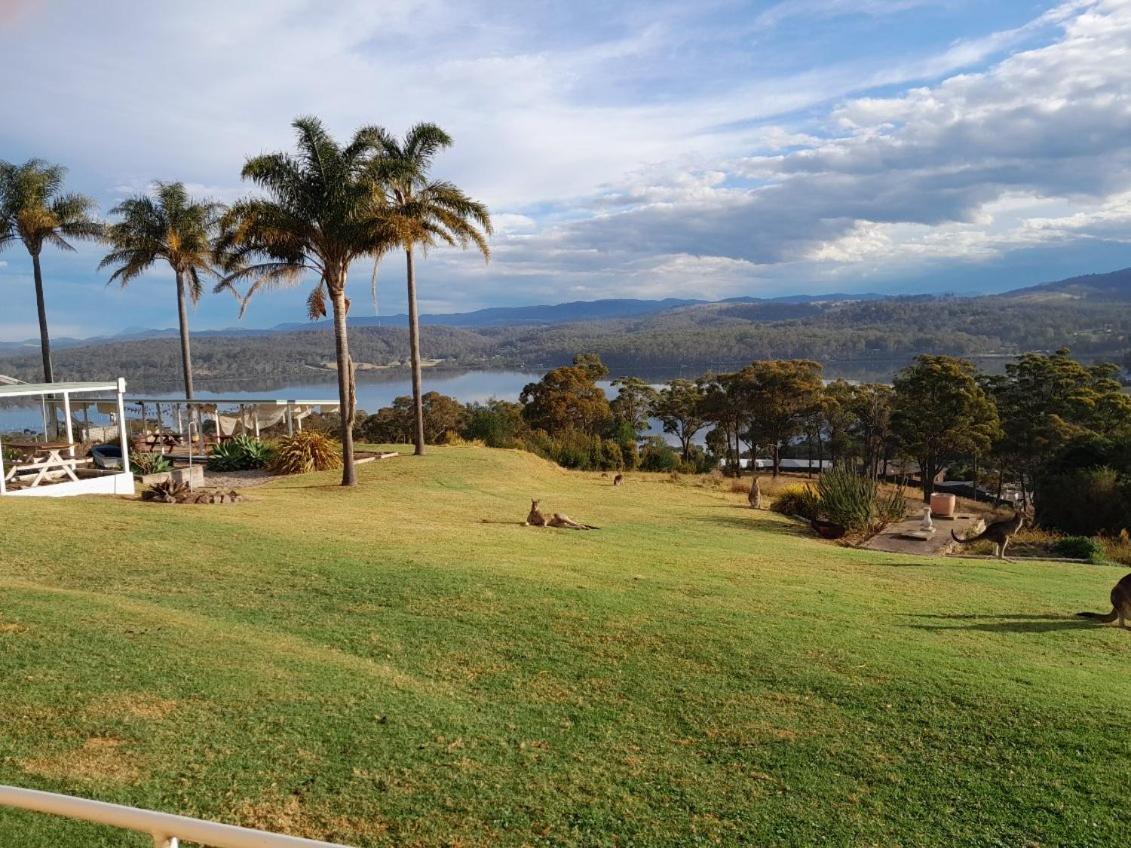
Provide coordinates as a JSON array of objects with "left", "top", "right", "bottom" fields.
[
  {"left": 174, "top": 271, "right": 195, "bottom": 399},
  {"left": 31, "top": 251, "right": 54, "bottom": 384},
  {"left": 405, "top": 247, "right": 426, "bottom": 456},
  {"left": 174, "top": 270, "right": 206, "bottom": 451},
  {"left": 331, "top": 283, "right": 357, "bottom": 486},
  {"left": 30, "top": 250, "right": 63, "bottom": 436}
]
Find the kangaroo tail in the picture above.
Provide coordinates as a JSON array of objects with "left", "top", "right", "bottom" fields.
[{"left": 1076, "top": 608, "right": 1118, "bottom": 622}]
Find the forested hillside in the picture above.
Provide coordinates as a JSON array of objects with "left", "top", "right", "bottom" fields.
[{"left": 1, "top": 291, "right": 1128, "bottom": 389}]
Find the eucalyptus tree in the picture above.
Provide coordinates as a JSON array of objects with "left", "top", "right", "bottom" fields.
[
  {"left": 891, "top": 355, "right": 1000, "bottom": 502},
  {"left": 0, "top": 159, "right": 102, "bottom": 382},
  {"left": 100, "top": 182, "right": 223, "bottom": 400},
  {"left": 370, "top": 124, "right": 492, "bottom": 456},
  {"left": 215, "top": 116, "right": 397, "bottom": 486}
]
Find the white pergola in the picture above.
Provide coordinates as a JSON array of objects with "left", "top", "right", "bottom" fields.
[{"left": 0, "top": 378, "right": 133, "bottom": 497}]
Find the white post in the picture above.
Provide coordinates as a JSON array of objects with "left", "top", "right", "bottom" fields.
[
  {"left": 117, "top": 378, "right": 131, "bottom": 475},
  {"left": 0, "top": 432, "right": 7, "bottom": 496},
  {"left": 63, "top": 392, "right": 74, "bottom": 458}
]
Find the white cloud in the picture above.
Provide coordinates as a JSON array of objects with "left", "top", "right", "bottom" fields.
[{"left": 2, "top": 0, "right": 1131, "bottom": 332}]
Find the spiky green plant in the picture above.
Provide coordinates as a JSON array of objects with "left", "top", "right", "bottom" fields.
[
  {"left": 815, "top": 465, "right": 908, "bottom": 534},
  {"left": 214, "top": 116, "right": 398, "bottom": 486},
  {"left": 370, "top": 124, "right": 492, "bottom": 457},
  {"left": 268, "top": 431, "right": 343, "bottom": 475},
  {"left": 100, "top": 182, "right": 223, "bottom": 401},
  {"left": 0, "top": 159, "right": 102, "bottom": 383},
  {"left": 132, "top": 452, "right": 173, "bottom": 475},
  {"left": 207, "top": 435, "right": 273, "bottom": 472}
]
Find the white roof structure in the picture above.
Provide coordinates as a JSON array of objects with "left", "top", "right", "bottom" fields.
[
  {"left": 0, "top": 380, "right": 124, "bottom": 399},
  {"left": 0, "top": 379, "right": 134, "bottom": 498}
]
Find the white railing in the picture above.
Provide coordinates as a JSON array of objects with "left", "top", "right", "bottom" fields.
[{"left": 0, "top": 785, "right": 354, "bottom": 848}]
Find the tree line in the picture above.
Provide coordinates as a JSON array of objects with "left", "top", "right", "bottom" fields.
[
  {"left": 350, "top": 349, "right": 1131, "bottom": 534},
  {"left": 0, "top": 117, "right": 492, "bottom": 485},
  {"left": 2, "top": 290, "right": 1127, "bottom": 389}
]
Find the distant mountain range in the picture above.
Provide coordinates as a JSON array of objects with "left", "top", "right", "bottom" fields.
[{"left": 1, "top": 266, "right": 1129, "bottom": 367}]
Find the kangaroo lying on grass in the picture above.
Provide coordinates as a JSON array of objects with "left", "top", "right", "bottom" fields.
[
  {"left": 526, "top": 499, "right": 598, "bottom": 530},
  {"left": 950, "top": 509, "right": 1025, "bottom": 560},
  {"left": 1077, "top": 573, "right": 1131, "bottom": 629}
]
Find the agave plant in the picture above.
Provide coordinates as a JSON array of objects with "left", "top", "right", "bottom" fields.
[
  {"left": 268, "top": 431, "right": 342, "bottom": 475},
  {"left": 132, "top": 452, "right": 173, "bottom": 475},
  {"left": 207, "top": 435, "right": 273, "bottom": 472}
]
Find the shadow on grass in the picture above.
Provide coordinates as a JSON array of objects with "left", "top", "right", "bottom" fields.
[
  {"left": 902, "top": 612, "right": 1099, "bottom": 634},
  {"left": 692, "top": 512, "right": 812, "bottom": 538}
]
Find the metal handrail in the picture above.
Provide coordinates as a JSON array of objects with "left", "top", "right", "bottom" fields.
[{"left": 0, "top": 785, "right": 353, "bottom": 848}]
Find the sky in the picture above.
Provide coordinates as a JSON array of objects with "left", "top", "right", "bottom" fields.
[{"left": 1, "top": 0, "right": 1131, "bottom": 339}]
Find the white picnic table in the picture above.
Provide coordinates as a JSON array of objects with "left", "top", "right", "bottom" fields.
[{"left": 3, "top": 441, "right": 83, "bottom": 488}]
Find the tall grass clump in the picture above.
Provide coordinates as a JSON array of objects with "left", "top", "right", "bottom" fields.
[
  {"left": 771, "top": 484, "right": 820, "bottom": 520},
  {"left": 269, "top": 431, "right": 342, "bottom": 475},
  {"left": 815, "top": 466, "right": 908, "bottom": 534}
]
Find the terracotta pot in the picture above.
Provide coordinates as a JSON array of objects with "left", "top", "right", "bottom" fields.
[{"left": 930, "top": 492, "right": 956, "bottom": 518}]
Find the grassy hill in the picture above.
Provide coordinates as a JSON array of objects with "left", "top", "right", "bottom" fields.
[{"left": 1, "top": 447, "right": 1129, "bottom": 846}]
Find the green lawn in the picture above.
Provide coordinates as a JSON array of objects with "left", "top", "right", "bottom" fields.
[{"left": 1, "top": 445, "right": 1128, "bottom": 847}]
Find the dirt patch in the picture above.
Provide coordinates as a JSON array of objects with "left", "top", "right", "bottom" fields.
[
  {"left": 231, "top": 792, "right": 378, "bottom": 843},
  {"left": 84, "top": 693, "right": 177, "bottom": 721},
  {"left": 202, "top": 469, "right": 279, "bottom": 489},
  {"left": 0, "top": 620, "right": 28, "bottom": 635},
  {"left": 22, "top": 737, "right": 142, "bottom": 784}
]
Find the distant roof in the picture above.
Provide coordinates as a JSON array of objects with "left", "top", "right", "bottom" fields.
[{"left": 0, "top": 381, "right": 123, "bottom": 400}]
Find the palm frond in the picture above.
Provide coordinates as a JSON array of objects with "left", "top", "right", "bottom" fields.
[{"left": 307, "top": 282, "right": 328, "bottom": 319}]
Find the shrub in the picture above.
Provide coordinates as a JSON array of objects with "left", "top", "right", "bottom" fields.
[
  {"left": 811, "top": 466, "right": 908, "bottom": 534},
  {"left": 1103, "top": 530, "right": 1131, "bottom": 566},
  {"left": 1035, "top": 466, "right": 1131, "bottom": 536},
  {"left": 772, "top": 484, "right": 820, "bottom": 520},
  {"left": 268, "top": 431, "right": 342, "bottom": 475},
  {"left": 132, "top": 452, "right": 173, "bottom": 475},
  {"left": 874, "top": 487, "right": 910, "bottom": 530},
  {"left": 1051, "top": 536, "right": 1107, "bottom": 562},
  {"left": 815, "top": 466, "right": 876, "bottom": 532},
  {"left": 208, "top": 435, "right": 273, "bottom": 472},
  {"left": 639, "top": 436, "right": 679, "bottom": 472}
]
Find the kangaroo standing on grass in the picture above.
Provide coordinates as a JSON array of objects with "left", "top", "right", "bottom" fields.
[
  {"left": 1077, "top": 573, "right": 1131, "bottom": 629},
  {"left": 613, "top": 473, "right": 624, "bottom": 486},
  {"left": 748, "top": 477, "right": 763, "bottom": 509},
  {"left": 950, "top": 509, "right": 1025, "bottom": 560}
]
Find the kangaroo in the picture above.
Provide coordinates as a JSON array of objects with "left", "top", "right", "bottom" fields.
[
  {"left": 548, "top": 512, "right": 598, "bottom": 530},
  {"left": 748, "top": 477, "right": 763, "bottom": 509},
  {"left": 613, "top": 473, "right": 624, "bottom": 487},
  {"left": 526, "top": 499, "right": 548, "bottom": 527},
  {"left": 1077, "top": 572, "right": 1131, "bottom": 629},
  {"left": 950, "top": 508, "right": 1025, "bottom": 560}
]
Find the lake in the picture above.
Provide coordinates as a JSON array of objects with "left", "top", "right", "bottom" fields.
[{"left": 0, "top": 370, "right": 564, "bottom": 433}]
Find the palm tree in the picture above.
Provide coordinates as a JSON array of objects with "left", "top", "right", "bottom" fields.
[
  {"left": 0, "top": 159, "right": 102, "bottom": 383},
  {"left": 215, "top": 116, "right": 396, "bottom": 486},
  {"left": 371, "top": 124, "right": 492, "bottom": 456},
  {"left": 100, "top": 182, "right": 223, "bottom": 401}
]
